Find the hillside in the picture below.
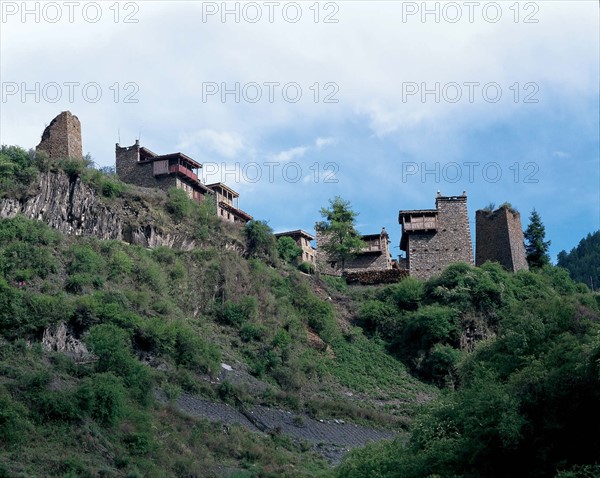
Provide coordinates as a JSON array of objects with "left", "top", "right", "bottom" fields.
[
  {"left": 558, "top": 231, "right": 600, "bottom": 290},
  {"left": 1, "top": 145, "right": 599, "bottom": 477},
  {"left": 0, "top": 146, "right": 433, "bottom": 477}
]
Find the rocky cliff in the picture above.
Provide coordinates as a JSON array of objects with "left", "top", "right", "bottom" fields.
[{"left": 0, "top": 171, "right": 205, "bottom": 250}]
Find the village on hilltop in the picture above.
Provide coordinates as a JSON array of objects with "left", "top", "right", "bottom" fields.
[{"left": 37, "top": 111, "right": 529, "bottom": 283}]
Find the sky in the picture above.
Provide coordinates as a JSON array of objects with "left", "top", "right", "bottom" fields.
[{"left": 1, "top": 1, "right": 598, "bottom": 261}]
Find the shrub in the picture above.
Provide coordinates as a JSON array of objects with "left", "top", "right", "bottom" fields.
[
  {"left": 59, "top": 158, "right": 87, "bottom": 178},
  {"left": 109, "top": 250, "right": 133, "bottom": 277},
  {"left": 0, "top": 386, "right": 29, "bottom": 447},
  {"left": 77, "top": 372, "right": 126, "bottom": 426},
  {"left": 0, "top": 146, "right": 38, "bottom": 198},
  {"left": 245, "top": 220, "right": 276, "bottom": 263},
  {"left": 86, "top": 324, "right": 152, "bottom": 404},
  {"left": 276, "top": 236, "right": 302, "bottom": 264},
  {"left": 166, "top": 187, "right": 196, "bottom": 221},
  {"left": 389, "top": 277, "right": 424, "bottom": 310},
  {"left": 359, "top": 300, "right": 399, "bottom": 338},
  {"left": 0, "top": 241, "right": 57, "bottom": 280},
  {"left": 295, "top": 294, "right": 338, "bottom": 343},
  {"left": 240, "top": 323, "right": 267, "bottom": 342},
  {"left": 297, "top": 261, "right": 315, "bottom": 274},
  {"left": 68, "top": 244, "right": 104, "bottom": 274},
  {"left": 219, "top": 297, "right": 257, "bottom": 327},
  {"left": 174, "top": 326, "right": 221, "bottom": 375}
]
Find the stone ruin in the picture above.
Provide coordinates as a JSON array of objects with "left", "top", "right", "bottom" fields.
[
  {"left": 36, "top": 111, "right": 83, "bottom": 160},
  {"left": 475, "top": 204, "right": 528, "bottom": 272}
]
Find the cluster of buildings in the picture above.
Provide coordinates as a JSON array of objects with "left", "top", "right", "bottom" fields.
[{"left": 36, "top": 111, "right": 528, "bottom": 282}]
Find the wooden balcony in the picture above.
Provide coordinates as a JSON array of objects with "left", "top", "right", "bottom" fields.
[
  {"left": 169, "top": 164, "right": 198, "bottom": 183},
  {"left": 402, "top": 216, "right": 437, "bottom": 232}
]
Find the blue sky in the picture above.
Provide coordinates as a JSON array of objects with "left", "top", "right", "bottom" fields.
[{"left": 1, "top": 1, "right": 598, "bottom": 261}]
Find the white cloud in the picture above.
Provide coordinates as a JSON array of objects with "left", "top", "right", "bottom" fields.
[
  {"left": 178, "top": 129, "right": 245, "bottom": 158},
  {"left": 315, "top": 137, "right": 336, "bottom": 148},
  {"left": 271, "top": 146, "right": 308, "bottom": 162}
]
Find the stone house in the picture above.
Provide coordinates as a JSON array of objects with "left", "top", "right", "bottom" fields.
[
  {"left": 115, "top": 141, "right": 252, "bottom": 223},
  {"left": 274, "top": 230, "right": 316, "bottom": 265},
  {"left": 316, "top": 227, "right": 392, "bottom": 276},
  {"left": 398, "top": 192, "right": 474, "bottom": 280},
  {"left": 116, "top": 140, "right": 210, "bottom": 203}
]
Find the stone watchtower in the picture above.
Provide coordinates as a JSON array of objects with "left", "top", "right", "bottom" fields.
[
  {"left": 36, "top": 111, "right": 83, "bottom": 159},
  {"left": 399, "top": 192, "right": 474, "bottom": 280},
  {"left": 475, "top": 205, "right": 528, "bottom": 272}
]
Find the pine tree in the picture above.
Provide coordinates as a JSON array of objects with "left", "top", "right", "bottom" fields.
[
  {"left": 316, "top": 196, "right": 366, "bottom": 272},
  {"left": 524, "top": 209, "right": 551, "bottom": 268}
]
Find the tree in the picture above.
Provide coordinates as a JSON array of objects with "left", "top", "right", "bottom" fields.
[
  {"left": 524, "top": 209, "right": 551, "bottom": 269},
  {"left": 245, "top": 220, "right": 276, "bottom": 263},
  {"left": 276, "top": 236, "right": 302, "bottom": 264},
  {"left": 316, "top": 196, "right": 366, "bottom": 271}
]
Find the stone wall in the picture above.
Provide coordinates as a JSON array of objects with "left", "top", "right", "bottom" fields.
[
  {"left": 344, "top": 269, "right": 408, "bottom": 285},
  {"left": 475, "top": 206, "right": 528, "bottom": 272},
  {"left": 36, "top": 111, "right": 82, "bottom": 159},
  {"left": 316, "top": 229, "right": 391, "bottom": 276},
  {"left": 405, "top": 195, "right": 474, "bottom": 280}
]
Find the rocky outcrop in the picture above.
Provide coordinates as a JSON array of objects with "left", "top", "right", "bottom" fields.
[
  {"left": 0, "top": 171, "right": 122, "bottom": 240},
  {"left": 42, "top": 322, "right": 92, "bottom": 360},
  {"left": 0, "top": 171, "right": 200, "bottom": 250}
]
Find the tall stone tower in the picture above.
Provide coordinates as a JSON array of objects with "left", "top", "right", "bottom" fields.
[
  {"left": 399, "top": 191, "right": 474, "bottom": 280},
  {"left": 36, "top": 111, "right": 83, "bottom": 159},
  {"left": 475, "top": 205, "right": 528, "bottom": 272}
]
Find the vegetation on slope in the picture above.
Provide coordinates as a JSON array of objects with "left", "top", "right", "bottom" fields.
[
  {"left": 558, "top": 230, "right": 600, "bottom": 290},
  {"left": 337, "top": 262, "right": 600, "bottom": 478},
  {"left": 0, "top": 151, "right": 428, "bottom": 476},
  {"left": 3, "top": 144, "right": 598, "bottom": 477}
]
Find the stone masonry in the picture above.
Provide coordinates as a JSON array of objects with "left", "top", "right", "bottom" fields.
[
  {"left": 316, "top": 228, "right": 392, "bottom": 276},
  {"left": 36, "top": 111, "right": 82, "bottom": 159},
  {"left": 475, "top": 205, "right": 528, "bottom": 272},
  {"left": 399, "top": 192, "right": 474, "bottom": 280},
  {"left": 115, "top": 141, "right": 178, "bottom": 192}
]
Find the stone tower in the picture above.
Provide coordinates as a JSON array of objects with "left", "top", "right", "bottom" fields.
[
  {"left": 36, "top": 111, "right": 83, "bottom": 159},
  {"left": 399, "top": 191, "right": 474, "bottom": 280},
  {"left": 475, "top": 205, "right": 528, "bottom": 272}
]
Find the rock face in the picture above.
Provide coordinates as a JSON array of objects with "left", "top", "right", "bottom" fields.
[
  {"left": 0, "top": 170, "right": 123, "bottom": 240},
  {"left": 0, "top": 171, "right": 198, "bottom": 250},
  {"left": 42, "top": 322, "right": 90, "bottom": 358}
]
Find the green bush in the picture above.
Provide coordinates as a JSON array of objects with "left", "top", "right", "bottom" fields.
[
  {"left": 276, "top": 236, "right": 302, "bottom": 264},
  {"left": 59, "top": 158, "right": 87, "bottom": 178},
  {"left": 240, "top": 323, "right": 267, "bottom": 342},
  {"left": 295, "top": 293, "right": 337, "bottom": 343},
  {"left": 388, "top": 277, "right": 424, "bottom": 310},
  {"left": 86, "top": 324, "right": 152, "bottom": 404},
  {"left": 174, "top": 326, "right": 221, "bottom": 375},
  {"left": 297, "top": 261, "right": 315, "bottom": 274},
  {"left": 0, "top": 146, "right": 38, "bottom": 198},
  {"left": 358, "top": 299, "right": 399, "bottom": 338},
  {"left": 0, "top": 386, "right": 29, "bottom": 447},
  {"left": 77, "top": 372, "right": 126, "bottom": 426},
  {"left": 166, "top": 187, "right": 196, "bottom": 221},
  {"left": 245, "top": 220, "right": 276, "bottom": 263},
  {"left": 109, "top": 250, "right": 133, "bottom": 277},
  {"left": 68, "top": 244, "right": 104, "bottom": 274},
  {"left": 219, "top": 297, "right": 257, "bottom": 327}
]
